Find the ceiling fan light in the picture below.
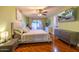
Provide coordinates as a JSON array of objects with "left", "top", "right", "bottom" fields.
[{"left": 38, "top": 14, "right": 42, "bottom": 16}]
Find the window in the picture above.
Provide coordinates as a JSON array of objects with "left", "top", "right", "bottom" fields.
[{"left": 32, "top": 20, "right": 43, "bottom": 30}]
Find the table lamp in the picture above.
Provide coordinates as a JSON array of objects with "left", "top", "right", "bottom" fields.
[{"left": 0, "top": 31, "right": 8, "bottom": 42}]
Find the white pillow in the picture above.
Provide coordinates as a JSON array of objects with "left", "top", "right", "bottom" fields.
[
  {"left": 26, "top": 27, "right": 30, "bottom": 31},
  {"left": 23, "top": 28, "right": 29, "bottom": 33},
  {"left": 14, "top": 28, "right": 23, "bottom": 34}
]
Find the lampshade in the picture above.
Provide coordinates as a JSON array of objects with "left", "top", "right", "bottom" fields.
[{"left": 1, "top": 31, "right": 8, "bottom": 40}]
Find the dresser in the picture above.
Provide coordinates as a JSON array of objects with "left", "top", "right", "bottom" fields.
[{"left": 54, "top": 29, "right": 79, "bottom": 46}]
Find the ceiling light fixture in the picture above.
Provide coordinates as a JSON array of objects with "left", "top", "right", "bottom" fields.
[{"left": 38, "top": 13, "right": 42, "bottom": 16}]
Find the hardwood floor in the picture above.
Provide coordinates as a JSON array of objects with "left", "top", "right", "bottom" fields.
[{"left": 15, "top": 34, "right": 79, "bottom": 52}]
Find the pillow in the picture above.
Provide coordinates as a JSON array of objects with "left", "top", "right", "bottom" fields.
[
  {"left": 14, "top": 28, "right": 23, "bottom": 34},
  {"left": 22, "top": 27, "right": 30, "bottom": 33},
  {"left": 26, "top": 27, "right": 30, "bottom": 31},
  {"left": 23, "top": 28, "right": 29, "bottom": 33}
]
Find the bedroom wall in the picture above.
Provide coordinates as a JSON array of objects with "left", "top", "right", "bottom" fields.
[
  {"left": 25, "top": 16, "right": 29, "bottom": 25},
  {"left": 21, "top": 15, "right": 29, "bottom": 28},
  {"left": 58, "top": 7, "right": 79, "bottom": 32},
  {"left": 16, "top": 9, "right": 28, "bottom": 28},
  {"left": 0, "top": 6, "right": 16, "bottom": 38},
  {"left": 47, "top": 16, "right": 54, "bottom": 33},
  {"left": 42, "top": 18, "right": 47, "bottom": 28}
]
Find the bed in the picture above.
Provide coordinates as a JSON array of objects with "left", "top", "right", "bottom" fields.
[
  {"left": 13, "top": 29, "right": 52, "bottom": 43},
  {"left": 12, "top": 21, "right": 52, "bottom": 43},
  {"left": 21, "top": 30, "right": 51, "bottom": 43}
]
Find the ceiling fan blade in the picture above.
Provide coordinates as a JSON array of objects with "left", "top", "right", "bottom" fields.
[
  {"left": 42, "top": 11, "right": 47, "bottom": 13},
  {"left": 39, "top": 9, "right": 43, "bottom": 13},
  {"left": 36, "top": 9, "right": 47, "bottom": 16}
]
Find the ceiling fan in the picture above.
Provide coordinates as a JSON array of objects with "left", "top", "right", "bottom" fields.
[{"left": 37, "top": 9, "right": 48, "bottom": 16}]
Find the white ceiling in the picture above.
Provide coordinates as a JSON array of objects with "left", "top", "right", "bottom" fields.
[{"left": 17, "top": 6, "right": 73, "bottom": 18}]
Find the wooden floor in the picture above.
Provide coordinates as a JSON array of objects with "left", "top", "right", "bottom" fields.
[{"left": 15, "top": 34, "right": 79, "bottom": 52}]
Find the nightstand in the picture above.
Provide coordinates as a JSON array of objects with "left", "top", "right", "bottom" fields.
[{"left": 0, "top": 39, "right": 18, "bottom": 52}]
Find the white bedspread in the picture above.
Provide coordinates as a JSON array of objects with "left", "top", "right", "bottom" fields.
[{"left": 23, "top": 30, "right": 48, "bottom": 36}]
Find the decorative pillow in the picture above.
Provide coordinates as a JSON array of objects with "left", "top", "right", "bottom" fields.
[
  {"left": 22, "top": 27, "right": 30, "bottom": 33},
  {"left": 23, "top": 28, "right": 29, "bottom": 33},
  {"left": 26, "top": 27, "right": 30, "bottom": 31},
  {"left": 14, "top": 28, "right": 23, "bottom": 34}
]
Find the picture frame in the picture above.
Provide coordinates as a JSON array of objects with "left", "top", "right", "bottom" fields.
[{"left": 58, "top": 8, "right": 75, "bottom": 22}]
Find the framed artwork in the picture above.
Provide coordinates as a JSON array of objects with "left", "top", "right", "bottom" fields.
[{"left": 58, "top": 8, "right": 75, "bottom": 22}]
